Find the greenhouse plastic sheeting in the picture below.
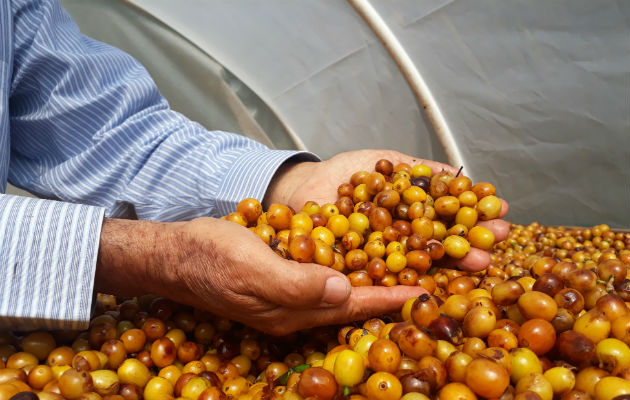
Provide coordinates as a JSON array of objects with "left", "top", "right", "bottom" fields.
[{"left": 59, "top": 0, "right": 630, "bottom": 228}]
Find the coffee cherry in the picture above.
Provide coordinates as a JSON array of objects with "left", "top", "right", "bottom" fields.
[
  {"left": 369, "top": 207, "right": 393, "bottom": 232},
  {"left": 297, "top": 367, "right": 337, "bottom": 400},
  {"left": 437, "top": 382, "right": 477, "bottom": 400},
  {"left": 410, "top": 294, "right": 440, "bottom": 329},
  {"left": 368, "top": 339, "right": 401, "bottom": 373},
  {"left": 20, "top": 332, "right": 55, "bottom": 362},
  {"left": 443, "top": 235, "right": 471, "bottom": 259},
  {"left": 396, "top": 325, "right": 436, "bottom": 360},
  {"left": 458, "top": 191, "right": 478, "bottom": 207},
  {"left": 595, "top": 338, "right": 630, "bottom": 374},
  {"left": 468, "top": 226, "right": 495, "bottom": 250},
  {"left": 471, "top": 182, "right": 496, "bottom": 199},
  {"left": 510, "top": 348, "right": 543, "bottom": 384},
  {"left": 366, "top": 372, "right": 402, "bottom": 400},
  {"left": 515, "top": 373, "right": 554, "bottom": 400},
  {"left": 517, "top": 291, "right": 558, "bottom": 321},
  {"left": 517, "top": 319, "right": 556, "bottom": 356},
  {"left": 465, "top": 357, "right": 510, "bottom": 399},
  {"left": 555, "top": 331, "right": 596, "bottom": 368},
  {"left": 463, "top": 306, "right": 496, "bottom": 338},
  {"left": 236, "top": 198, "right": 262, "bottom": 224},
  {"left": 593, "top": 377, "right": 630, "bottom": 400},
  {"left": 11, "top": 160, "right": 630, "bottom": 400},
  {"left": 288, "top": 234, "right": 316, "bottom": 263},
  {"left": 411, "top": 164, "right": 432, "bottom": 178},
  {"left": 58, "top": 368, "right": 93, "bottom": 399},
  {"left": 477, "top": 195, "right": 502, "bottom": 220}
]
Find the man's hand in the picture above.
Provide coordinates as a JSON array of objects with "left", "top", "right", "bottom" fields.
[
  {"left": 95, "top": 217, "right": 427, "bottom": 335},
  {"left": 96, "top": 150, "right": 509, "bottom": 335},
  {"left": 265, "top": 149, "right": 510, "bottom": 272}
]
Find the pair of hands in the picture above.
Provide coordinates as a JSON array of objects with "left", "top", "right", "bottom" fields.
[{"left": 95, "top": 150, "right": 509, "bottom": 335}]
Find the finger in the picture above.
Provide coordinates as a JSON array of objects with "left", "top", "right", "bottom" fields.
[
  {"left": 344, "top": 285, "right": 428, "bottom": 319},
  {"left": 476, "top": 199, "right": 510, "bottom": 242},
  {"left": 477, "top": 219, "right": 511, "bottom": 243},
  {"left": 434, "top": 247, "right": 491, "bottom": 272},
  {"left": 268, "top": 285, "right": 428, "bottom": 334},
  {"left": 498, "top": 198, "right": 509, "bottom": 218},
  {"left": 394, "top": 155, "right": 457, "bottom": 175},
  {"left": 350, "top": 149, "right": 456, "bottom": 175},
  {"left": 208, "top": 220, "right": 353, "bottom": 311},
  {"left": 456, "top": 247, "right": 492, "bottom": 272},
  {"left": 248, "top": 256, "right": 352, "bottom": 310}
]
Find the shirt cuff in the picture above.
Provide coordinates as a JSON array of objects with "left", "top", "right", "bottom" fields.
[
  {"left": 0, "top": 194, "right": 104, "bottom": 331},
  {"left": 214, "top": 149, "right": 320, "bottom": 217}
]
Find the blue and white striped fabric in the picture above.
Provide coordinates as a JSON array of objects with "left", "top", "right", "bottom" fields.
[{"left": 0, "top": 0, "right": 316, "bottom": 331}]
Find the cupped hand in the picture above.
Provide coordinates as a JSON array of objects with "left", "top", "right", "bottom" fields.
[
  {"left": 266, "top": 149, "right": 455, "bottom": 210},
  {"left": 96, "top": 217, "right": 427, "bottom": 335},
  {"left": 265, "top": 149, "right": 510, "bottom": 272}
]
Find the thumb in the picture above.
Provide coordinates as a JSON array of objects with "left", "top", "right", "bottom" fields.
[{"left": 251, "top": 257, "right": 352, "bottom": 309}]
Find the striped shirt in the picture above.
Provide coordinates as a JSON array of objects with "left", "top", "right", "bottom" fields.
[{"left": 0, "top": 0, "right": 316, "bottom": 331}]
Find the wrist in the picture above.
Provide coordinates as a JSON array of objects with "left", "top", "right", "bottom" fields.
[
  {"left": 94, "top": 218, "right": 179, "bottom": 296},
  {"left": 263, "top": 160, "right": 315, "bottom": 209}
]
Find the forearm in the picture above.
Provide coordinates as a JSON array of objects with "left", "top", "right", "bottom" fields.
[
  {"left": 9, "top": 0, "right": 318, "bottom": 222},
  {"left": 94, "top": 218, "right": 184, "bottom": 297}
]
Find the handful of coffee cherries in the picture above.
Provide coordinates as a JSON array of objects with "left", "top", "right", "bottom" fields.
[{"left": 224, "top": 159, "right": 501, "bottom": 287}]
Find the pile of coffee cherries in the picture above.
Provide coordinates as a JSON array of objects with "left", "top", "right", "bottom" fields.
[
  {"left": 1, "top": 160, "right": 630, "bottom": 400},
  {"left": 224, "top": 160, "right": 502, "bottom": 287}
]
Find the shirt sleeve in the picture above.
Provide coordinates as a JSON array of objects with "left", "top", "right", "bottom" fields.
[
  {"left": 0, "top": 194, "right": 104, "bottom": 331},
  {"left": 3, "top": 0, "right": 319, "bottom": 330},
  {"left": 8, "top": 0, "right": 318, "bottom": 221}
]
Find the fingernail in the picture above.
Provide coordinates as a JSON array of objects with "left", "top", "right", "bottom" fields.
[{"left": 322, "top": 276, "right": 351, "bottom": 305}]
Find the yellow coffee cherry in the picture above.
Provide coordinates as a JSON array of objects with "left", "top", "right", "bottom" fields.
[
  {"left": 477, "top": 195, "right": 502, "bottom": 220},
  {"left": 144, "top": 377, "right": 174, "bottom": 400},
  {"left": 181, "top": 377, "right": 211, "bottom": 399},
  {"left": 348, "top": 212, "right": 370, "bottom": 235},
  {"left": 291, "top": 212, "right": 314, "bottom": 233},
  {"left": 301, "top": 201, "right": 320, "bottom": 215},
  {"left": 158, "top": 365, "right": 182, "bottom": 386},
  {"left": 402, "top": 186, "right": 427, "bottom": 205},
  {"left": 543, "top": 367, "right": 575, "bottom": 396},
  {"left": 223, "top": 376, "right": 250, "bottom": 398},
  {"left": 364, "top": 240, "right": 386, "bottom": 259},
  {"left": 468, "top": 226, "right": 495, "bottom": 251},
  {"left": 510, "top": 348, "right": 543, "bottom": 384},
  {"left": 165, "top": 328, "right": 186, "bottom": 350},
  {"left": 320, "top": 203, "right": 340, "bottom": 219},
  {"left": 455, "top": 207, "right": 478, "bottom": 229},
  {"left": 401, "top": 298, "right": 417, "bottom": 321},
  {"left": 334, "top": 350, "right": 366, "bottom": 387},
  {"left": 515, "top": 373, "right": 553, "bottom": 400},
  {"left": 326, "top": 214, "right": 350, "bottom": 238},
  {"left": 443, "top": 235, "right": 471, "bottom": 259},
  {"left": 385, "top": 241, "right": 404, "bottom": 256},
  {"left": 458, "top": 191, "right": 478, "bottom": 207},
  {"left": 432, "top": 221, "right": 447, "bottom": 240},
  {"left": 594, "top": 376, "right": 630, "bottom": 400},
  {"left": 311, "top": 226, "right": 336, "bottom": 246},
  {"left": 447, "top": 224, "right": 468, "bottom": 237},
  {"left": 595, "top": 338, "right": 630, "bottom": 374},
  {"left": 411, "top": 164, "right": 432, "bottom": 178},
  {"left": 386, "top": 252, "right": 407, "bottom": 273},
  {"left": 91, "top": 369, "right": 120, "bottom": 396},
  {"left": 353, "top": 184, "right": 370, "bottom": 203},
  {"left": 434, "top": 196, "right": 460, "bottom": 219},
  {"left": 327, "top": 215, "right": 350, "bottom": 238},
  {"left": 117, "top": 358, "right": 151, "bottom": 388},
  {"left": 353, "top": 334, "right": 378, "bottom": 358}
]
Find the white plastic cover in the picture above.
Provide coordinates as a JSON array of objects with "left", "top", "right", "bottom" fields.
[{"left": 58, "top": 0, "right": 630, "bottom": 228}]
